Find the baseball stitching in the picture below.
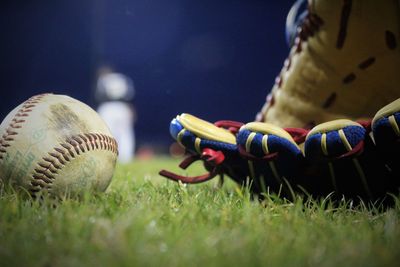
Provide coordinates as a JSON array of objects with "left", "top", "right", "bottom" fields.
[
  {"left": 0, "top": 93, "right": 118, "bottom": 196},
  {"left": 30, "top": 133, "right": 118, "bottom": 195},
  {"left": 0, "top": 94, "right": 48, "bottom": 161}
]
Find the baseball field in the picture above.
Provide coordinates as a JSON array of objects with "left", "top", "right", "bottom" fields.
[{"left": 0, "top": 156, "right": 399, "bottom": 267}]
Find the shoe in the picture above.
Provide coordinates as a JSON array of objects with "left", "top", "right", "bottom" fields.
[{"left": 256, "top": 0, "right": 400, "bottom": 128}]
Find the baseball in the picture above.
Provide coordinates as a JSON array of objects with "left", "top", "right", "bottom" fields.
[{"left": 0, "top": 93, "right": 118, "bottom": 198}]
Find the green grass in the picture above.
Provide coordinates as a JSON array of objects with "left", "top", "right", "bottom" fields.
[{"left": 1, "top": 156, "right": 399, "bottom": 267}]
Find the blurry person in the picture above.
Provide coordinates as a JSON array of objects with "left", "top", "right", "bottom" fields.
[{"left": 95, "top": 66, "right": 136, "bottom": 163}]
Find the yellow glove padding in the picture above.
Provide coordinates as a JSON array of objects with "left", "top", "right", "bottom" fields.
[{"left": 257, "top": 0, "right": 400, "bottom": 128}]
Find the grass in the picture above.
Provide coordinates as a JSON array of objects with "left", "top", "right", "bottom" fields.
[{"left": 0, "top": 156, "right": 399, "bottom": 267}]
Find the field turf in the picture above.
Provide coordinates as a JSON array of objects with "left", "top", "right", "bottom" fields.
[{"left": 1, "top": 156, "right": 399, "bottom": 267}]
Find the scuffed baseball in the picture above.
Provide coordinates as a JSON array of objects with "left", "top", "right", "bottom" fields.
[{"left": 0, "top": 93, "right": 118, "bottom": 198}]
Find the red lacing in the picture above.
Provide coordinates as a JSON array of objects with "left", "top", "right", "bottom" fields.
[
  {"left": 238, "top": 145, "right": 279, "bottom": 161},
  {"left": 333, "top": 119, "right": 371, "bottom": 159},
  {"left": 237, "top": 128, "right": 307, "bottom": 162},
  {"left": 335, "top": 140, "right": 364, "bottom": 159},
  {"left": 356, "top": 119, "right": 372, "bottom": 132},
  {"left": 285, "top": 127, "right": 309, "bottom": 144},
  {"left": 159, "top": 122, "right": 310, "bottom": 184},
  {"left": 297, "top": 12, "right": 324, "bottom": 41},
  {"left": 159, "top": 120, "right": 243, "bottom": 184},
  {"left": 159, "top": 148, "right": 225, "bottom": 184},
  {"left": 214, "top": 120, "right": 244, "bottom": 134}
]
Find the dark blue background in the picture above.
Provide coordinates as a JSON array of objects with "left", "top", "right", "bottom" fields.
[{"left": 0, "top": 0, "right": 293, "bottom": 151}]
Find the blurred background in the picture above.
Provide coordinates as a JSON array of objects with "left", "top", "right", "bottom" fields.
[{"left": 0, "top": 0, "right": 294, "bottom": 157}]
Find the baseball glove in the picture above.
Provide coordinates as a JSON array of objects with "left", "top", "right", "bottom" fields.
[
  {"left": 256, "top": 0, "right": 400, "bottom": 128},
  {"left": 160, "top": 0, "right": 400, "bottom": 202},
  {"left": 159, "top": 102, "right": 399, "bottom": 202}
]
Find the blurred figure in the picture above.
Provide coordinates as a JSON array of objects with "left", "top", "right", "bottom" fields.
[{"left": 95, "top": 66, "right": 136, "bottom": 163}]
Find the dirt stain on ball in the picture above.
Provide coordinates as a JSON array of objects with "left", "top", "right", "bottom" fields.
[{"left": 49, "top": 104, "right": 89, "bottom": 135}]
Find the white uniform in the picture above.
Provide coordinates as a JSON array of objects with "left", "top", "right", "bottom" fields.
[
  {"left": 97, "top": 101, "right": 135, "bottom": 163},
  {"left": 96, "top": 71, "right": 136, "bottom": 163}
]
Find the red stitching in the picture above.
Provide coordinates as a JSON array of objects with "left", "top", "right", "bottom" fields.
[
  {"left": 256, "top": 11, "right": 324, "bottom": 120},
  {"left": 29, "top": 133, "right": 118, "bottom": 195},
  {"left": 0, "top": 94, "right": 48, "bottom": 160},
  {"left": 0, "top": 94, "right": 118, "bottom": 196}
]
